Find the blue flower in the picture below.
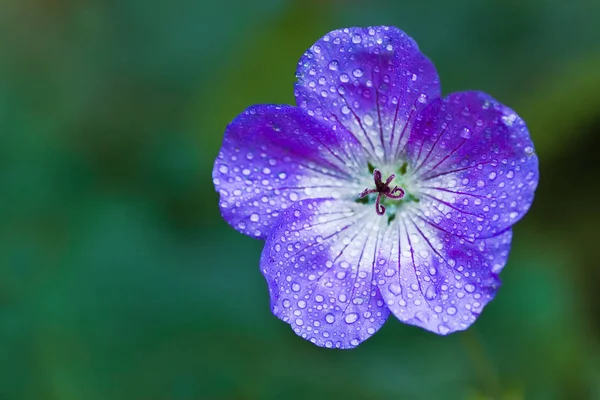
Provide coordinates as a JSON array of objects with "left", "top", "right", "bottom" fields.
[{"left": 213, "top": 26, "right": 539, "bottom": 348}]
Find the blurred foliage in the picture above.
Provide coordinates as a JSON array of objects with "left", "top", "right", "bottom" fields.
[{"left": 0, "top": 0, "right": 599, "bottom": 399}]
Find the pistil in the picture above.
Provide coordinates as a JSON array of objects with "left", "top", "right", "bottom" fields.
[{"left": 359, "top": 169, "right": 405, "bottom": 215}]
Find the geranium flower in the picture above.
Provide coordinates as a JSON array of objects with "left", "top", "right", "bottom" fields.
[{"left": 213, "top": 26, "right": 538, "bottom": 348}]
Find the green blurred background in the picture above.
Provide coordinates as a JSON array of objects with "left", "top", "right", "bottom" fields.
[{"left": 1, "top": 0, "right": 600, "bottom": 399}]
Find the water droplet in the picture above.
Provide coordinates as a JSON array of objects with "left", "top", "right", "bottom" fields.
[
  {"left": 298, "top": 300, "right": 306, "bottom": 309},
  {"left": 339, "top": 73, "right": 350, "bottom": 83},
  {"left": 460, "top": 127, "right": 472, "bottom": 139},
  {"left": 388, "top": 282, "right": 402, "bottom": 295},
  {"left": 218, "top": 165, "right": 228, "bottom": 174},
  {"left": 325, "top": 313, "right": 335, "bottom": 323},
  {"left": 345, "top": 313, "right": 359, "bottom": 324},
  {"left": 465, "top": 283, "right": 475, "bottom": 293},
  {"left": 425, "top": 285, "right": 437, "bottom": 300},
  {"left": 352, "top": 68, "right": 364, "bottom": 78},
  {"left": 328, "top": 60, "right": 339, "bottom": 71},
  {"left": 447, "top": 306, "right": 457, "bottom": 315},
  {"left": 250, "top": 213, "right": 260, "bottom": 222},
  {"left": 291, "top": 282, "right": 301, "bottom": 292},
  {"left": 438, "top": 324, "right": 450, "bottom": 334},
  {"left": 351, "top": 34, "right": 362, "bottom": 44}
]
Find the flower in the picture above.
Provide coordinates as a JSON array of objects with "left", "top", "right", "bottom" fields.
[{"left": 213, "top": 26, "right": 538, "bottom": 349}]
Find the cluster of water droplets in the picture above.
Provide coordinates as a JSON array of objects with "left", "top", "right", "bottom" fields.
[
  {"left": 262, "top": 199, "right": 390, "bottom": 348},
  {"left": 214, "top": 105, "right": 366, "bottom": 239},
  {"left": 372, "top": 216, "right": 512, "bottom": 334},
  {"left": 295, "top": 26, "right": 440, "bottom": 168},
  {"left": 405, "top": 92, "right": 538, "bottom": 241}
]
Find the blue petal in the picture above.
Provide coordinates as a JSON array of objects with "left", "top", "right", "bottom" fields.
[
  {"left": 213, "top": 105, "right": 367, "bottom": 239},
  {"left": 295, "top": 26, "right": 440, "bottom": 166},
  {"left": 261, "top": 199, "right": 390, "bottom": 348}
]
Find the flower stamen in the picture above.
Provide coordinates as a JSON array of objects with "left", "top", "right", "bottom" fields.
[{"left": 359, "top": 169, "right": 406, "bottom": 215}]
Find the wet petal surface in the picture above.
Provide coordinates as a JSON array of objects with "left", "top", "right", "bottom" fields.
[
  {"left": 261, "top": 199, "right": 390, "bottom": 348},
  {"left": 375, "top": 218, "right": 512, "bottom": 334},
  {"left": 407, "top": 92, "right": 538, "bottom": 240},
  {"left": 295, "top": 26, "right": 440, "bottom": 166},
  {"left": 213, "top": 105, "right": 366, "bottom": 239}
]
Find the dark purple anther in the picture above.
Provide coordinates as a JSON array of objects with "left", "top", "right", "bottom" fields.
[{"left": 359, "top": 169, "right": 405, "bottom": 215}]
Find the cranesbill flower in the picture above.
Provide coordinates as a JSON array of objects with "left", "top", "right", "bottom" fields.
[{"left": 213, "top": 26, "right": 538, "bottom": 348}]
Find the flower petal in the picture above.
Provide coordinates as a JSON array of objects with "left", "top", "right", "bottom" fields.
[
  {"left": 295, "top": 26, "right": 440, "bottom": 166},
  {"left": 213, "top": 105, "right": 367, "bottom": 239},
  {"left": 408, "top": 91, "right": 539, "bottom": 240},
  {"left": 260, "top": 198, "right": 390, "bottom": 348},
  {"left": 375, "top": 218, "right": 512, "bottom": 335}
]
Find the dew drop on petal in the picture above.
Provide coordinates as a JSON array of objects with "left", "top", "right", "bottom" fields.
[
  {"left": 388, "top": 282, "right": 402, "bottom": 295},
  {"left": 345, "top": 313, "right": 359, "bottom": 324},
  {"left": 438, "top": 324, "right": 450, "bottom": 334},
  {"left": 325, "top": 313, "right": 335, "bottom": 324}
]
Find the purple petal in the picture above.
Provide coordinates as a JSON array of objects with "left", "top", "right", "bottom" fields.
[
  {"left": 295, "top": 26, "right": 440, "bottom": 166},
  {"left": 260, "top": 198, "right": 390, "bottom": 348},
  {"left": 407, "top": 91, "right": 539, "bottom": 240},
  {"left": 375, "top": 218, "right": 512, "bottom": 335},
  {"left": 213, "top": 105, "right": 367, "bottom": 239}
]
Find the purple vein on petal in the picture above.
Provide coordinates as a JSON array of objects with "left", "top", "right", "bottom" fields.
[
  {"left": 402, "top": 219, "right": 433, "bottom": 311},
  {"left": 417, "top": 138, "right": 468, "bottom": 177},
  {"left": 363, "top": 220, "right": 387, "bottom": 329},
  {"left": 421, "top": 186, "right": 488, "bottom": 199},
  {"left": 375, "top": 86, "right": 386, "bottom": 163},
  {"left": 412, "top": 125, "right": 449, "bottom": 176},
  {"left": 408, "top": 217, "right": 451, "bottom": 273},
  {"left": 421, "top": 193, "right": 485, "bottom": 219},
  {"left": 325, "top": 111, "right": 370, "bottom": 169},
  {"left": 419, "top": 161, "right": 498, "bottom": 182},
  {"left": 395, "top": 221, "right": 403, "bottom": 303},
  {"left": 388, "top": 96, "right": 403, "bottom": 161},
  {"left": 283, "top": 209, "right": 368, "bottom": 235},
  {"left": 342, "top": 219, "right": 380, "bottom": 316},
  {"left": 308, "top": 128, "right": 364, "bottom": 175},
  {"left": 414, "top": 213, "right": 475, "bottom": 242},
  {"left": 392, "top": 104, "right": 416, "bottom": 161},
  {"left": 337, "top": 92, "right": 380, "bottom": 162}
]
